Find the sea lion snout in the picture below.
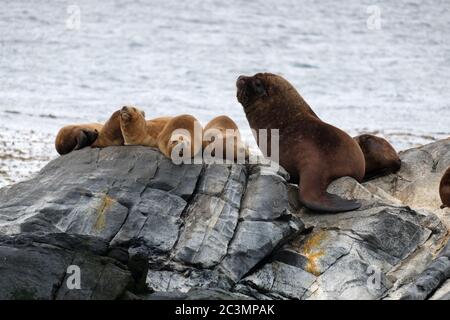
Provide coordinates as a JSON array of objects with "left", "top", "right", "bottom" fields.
[
  {"left": 236, "top": 75, "right": 253, "bottom": 106},
  {"left": 236, "top": 75, "right": 249, "bottom": 89},
  {"left": 120, "top": 107, "right": 132, "bottom": 122},
  {"left": 120, "top": 105, "right": 146, "bottom": 122},
  {"left": 236, "top": 74, "right": 269, "bottom": 107}
]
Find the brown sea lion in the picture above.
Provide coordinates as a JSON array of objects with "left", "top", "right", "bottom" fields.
[
  {"left": 119, "top": 106, "right": 171, "bottom": 147},
  {"left": 55, "top": 123, "right": 102, "bottom": 155},
  {"left": 157, "top": 114, "right": 203, "bottom": 161},
  {"left": 236, "top": 72, "right": 365, "bottom": 213},
  {"left": 354, "top": 134, "right": 401, "bottom": 180},
  {"left": 91, "top": 110, "right": 124, "bottom": 148},
  {"left": 440, "top": 167, "right": 450, "bottom": 209},
  {"left": 203, "top": 115, "right": 249, "bottom": 162}
]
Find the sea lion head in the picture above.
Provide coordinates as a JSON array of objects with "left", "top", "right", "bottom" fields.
[
  {"left": 120, "top": 105, "right": 145, "bottom": 123},
  {"left": 119, "top": 105, "right": 147, "bottom": 145},
  {"left": 236, "top": 73, "right": 297, "bottom": 110}
]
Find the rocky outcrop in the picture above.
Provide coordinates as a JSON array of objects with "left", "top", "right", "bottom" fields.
[
  {"left": 0, "top": 146, "right": 302, "bottom": 299},
  {"left": 0, "top": 140, "right": 449, "bottom": 300},
  {"left": 365, "top": 138, "right": 450, "bottom": 226}
]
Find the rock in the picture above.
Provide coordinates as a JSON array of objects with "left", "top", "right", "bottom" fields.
[
  {"left": 0, "top": 140, "right": 449, "bottom": 300},
  {"left": 0, "top": 146, "right": 301, "bottom": 299},
  {"left": 0, "top": 233, "right": 132, "bottom": 300},
  {"left": 366, "top": 138, "right": 450, "bottom": 224},
  {"left": 242, "top": 202, "right": 446, "bottom": 300},
  {"left": 398, "top": 241, "right": 450, "bottom": 300}
]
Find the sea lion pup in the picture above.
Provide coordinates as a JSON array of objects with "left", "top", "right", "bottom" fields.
[
  {"left": 157, "top": 114, "right": 203, "bottom": 161},
  {"left": 119, "top": 105, "right": 171, "bottom": 147},
  {"left": 91, "top": 110, "right": 124, "bottom": 148},
  {"left": 440, "top": 167, "right": 450, "bottom": 209},
  {"left": 203, "top": 115, "right": 249, "bottom": 162},
  {"left": 354, "top": 134, "right": 401, "bottom": 180},
  {"left": 55, "top": 123, "right": 102, "bottom": 155},
  {"left": 236, "top": 72, "right": 365, "bottom": 213}
]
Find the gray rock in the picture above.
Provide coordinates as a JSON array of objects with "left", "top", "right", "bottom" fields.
[
  {"left": 241, "top": 261, "right": 316, "bottom": 299},
  {"left": 0, "top": 146, "right": 300, "bottom": 299},
  {"left": 0, "top": 140, "right": 449, "bottom": 300},
  {"left": 399, "top": 241, "right": 450, "bottom": 300},
  {"left": 174, "top": 194, "right": 240, "bottom": 268},
  {"left": 111, "top": 188, "right": 186, "bottom": 253},
  {"left": 366, "top": 138, "right": 450, "bottom": 222},
  {"left": 0, "top": 233, "right": 131, "bottom": 300}
]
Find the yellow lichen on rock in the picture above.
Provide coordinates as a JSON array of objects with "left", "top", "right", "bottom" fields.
[
  {"left": 94, "top": 194, "right": 114, "bottom": 230},
  {"left": 301, "top": 231, "right": 326, "bottom": 276}
]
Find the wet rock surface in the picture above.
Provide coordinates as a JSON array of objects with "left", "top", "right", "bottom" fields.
[{"left": 0, "top": 141, "right": 449, "bottom": 300}]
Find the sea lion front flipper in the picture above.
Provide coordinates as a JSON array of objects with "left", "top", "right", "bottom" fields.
[
  {"left": 74, "top": 129, "right": 99, "bottom": 150},
  {"left": 306, "top": 192, "right": 361, "bottom": 213},
  {"left": 298, "top": 169, "right": 361, "bottom": 213}
]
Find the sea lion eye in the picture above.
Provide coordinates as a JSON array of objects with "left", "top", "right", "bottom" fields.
[{"left": 252, "top": 79, "right": 267, "bottom": 96}]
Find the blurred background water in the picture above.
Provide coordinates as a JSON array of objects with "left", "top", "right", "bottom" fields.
[{"left": 0, "top": 0, "right": 449, "bottom": 187}]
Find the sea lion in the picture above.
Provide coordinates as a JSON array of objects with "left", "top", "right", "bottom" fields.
[
  {"left": 91, "top": 110, "right": 124, "bottom": 148},
  {"left": 203, "top": 115, "right": 249, "bottom": 162},
  {"left": 55, "top": 123, "right": 102, "bottom": 155},
  {"left": 157, "top": 114, "right": 203, "bottom": 161},
  {"left": 440, "top": 166, "right": 450, "bottom": 209},
  {"left": 354, "top": 134, "right": 401, "bottom": 180},
  {"left": 119, "top": 105, "right": 172, "bottom": 147},
  {"left": 236, "top": 72, "right": 365, "bottom": 213}
]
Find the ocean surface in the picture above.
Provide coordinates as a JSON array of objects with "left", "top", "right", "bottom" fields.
[{"left": 0, "top": 0, "right": 449, "bottom": 187}]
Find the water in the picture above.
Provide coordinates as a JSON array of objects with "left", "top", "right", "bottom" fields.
[{"left": 1, "top": 0, "right": 449, "bottom": 187}]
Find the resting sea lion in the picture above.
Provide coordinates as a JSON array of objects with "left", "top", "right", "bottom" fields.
[
  {"left": 119, "top": 106, "right": 171, "bottom": 147},
  {"left": 55, "top": 123, "right": 102, "bottom": 155},
  {"left": 203, "top": 115, "right": 249, "bottom": 161},
  {"left": 354, "top": 134, "right": 401, "bottom": 180},
  {"left": 440, "top": 167, "right": 450, "bottom": 209},
  {"left": 91, "top": 110, "right": 124, "bottom": 148},
  {"left": 157, "top": 114, "right": 203, "bottom": 161},
  {"left": 236, "top": 72, "right": 365, "bottom": 213}
]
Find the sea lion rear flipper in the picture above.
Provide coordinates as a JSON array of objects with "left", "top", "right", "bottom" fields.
[
  {"left": 299, "top": 170, "right": 361, "bottom": 213},
  {"left": 74, "top": 129, "right": 99, "bottom": 150}
]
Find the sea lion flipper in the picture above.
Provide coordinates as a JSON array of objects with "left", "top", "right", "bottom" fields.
[
  {"left": 299, "top": 188, "right": 361, "bottom": 213},
  {"left": 315, "top": 192, "right": 361, "bottom": 213},
  {"left": 74, "top": 129, "right": 98, "bottom": 150},
  {"left": 299, "top": 170, "right": 361, "bottom": 213}
]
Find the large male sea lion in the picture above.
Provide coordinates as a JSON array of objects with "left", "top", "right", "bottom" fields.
[
  {"left": 203, "top": 115, "right": 248, "bottom": 161},
  {"left": 354, "top": 134, "right": 401, "bottom": 180},
  {"left": 440, "top": 166, "right": 450, "bottom": 209},
  {"left": 236, "top": 72, "right": 365, "bottom": 213},
  {"left": 119, "top": 106, "right": 171, "bottom": 147},
  {"left": 55, "top": 123, "right": 102, "bottom": 155},
  {"left": 91, "top": 110, "right": 124, "bottom": 148}
]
